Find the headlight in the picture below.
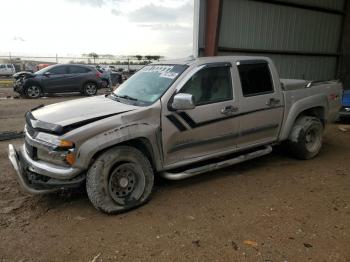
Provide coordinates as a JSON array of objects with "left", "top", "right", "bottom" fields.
[
  {"left": 35, "top": 133, "right": 76, "bottom": 166},
  {"left": 36, "top": 133, "right": 74, "bottom": 148},
  {"left": 37, "top": 148, "right": 76, "bottom": 166}
]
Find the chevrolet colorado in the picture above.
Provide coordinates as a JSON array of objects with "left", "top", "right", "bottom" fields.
[{"left": 8, "top": 56, "right": 342, "bottom": 213}]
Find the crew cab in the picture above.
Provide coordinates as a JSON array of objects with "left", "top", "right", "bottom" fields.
[{"left": 8, "top": 56, "right": 342, "bottom": 214}]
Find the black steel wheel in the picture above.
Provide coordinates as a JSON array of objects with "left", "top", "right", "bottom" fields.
[
  {"left": 288, "top": 116, "right": 323, "bottom": 159},
  {"left": 86, "top": 146, "right": 154, "bottom": 214}
]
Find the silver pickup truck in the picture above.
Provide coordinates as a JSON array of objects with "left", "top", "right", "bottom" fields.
[{"left": 8, "top": 56, "right": 342, "bottom": 213}]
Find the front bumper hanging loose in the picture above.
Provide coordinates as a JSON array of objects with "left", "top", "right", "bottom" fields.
[
  {"left": 8, "top": 144, "right": 85, "bottom": 195},
  {"left": 8, "top": 144, "right": 58, "bottom": 194}
]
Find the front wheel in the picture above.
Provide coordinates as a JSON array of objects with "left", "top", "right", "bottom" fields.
[
  {"left": 86, "top": 146, "right": 154, "bottom": 214},
  {"left": 25, "top": 85, "right": 42, "bottom": 98},
  {"left": 82, "top": 82, "right": 98, "bottom": 96},
  {"left": 288, "top": 116, "right": 323, "bottom": 160}
]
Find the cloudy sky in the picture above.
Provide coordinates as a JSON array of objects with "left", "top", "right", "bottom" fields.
[{"left": 0, "top": 0, "right": 194, "bottom": 58}]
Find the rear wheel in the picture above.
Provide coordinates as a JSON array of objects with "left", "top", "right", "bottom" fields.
[
  {"left": 25, "top": 85, "right": 42, "bottom": 98},
  {"left": 288, "top": 116, "right": 323, "bottom": 159},
  {"left": 86, "top": 146, "right": 154, "bottom": 214},
  {"left": 82, "top": 82, "right": 98, "bottom": 96}
]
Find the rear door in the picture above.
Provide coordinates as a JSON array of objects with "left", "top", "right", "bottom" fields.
[
  {"left": 161, "top": 62, "right": 240, "bottom": 166},
  {"left": 42, "top": 65, "right": 69, "bottom": 93},
  {"left": 67, "top": 65, "right": 92, "bottom": 91},
  {"left": 235, "top": 60, "right": 284, "bottom": 148}
]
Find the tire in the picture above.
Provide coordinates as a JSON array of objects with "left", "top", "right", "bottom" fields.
[
  {"left": 82, "top": 82, "right": 98, "bottom": 96},
  {"left": 288, "top": 116, "right": 323, "bottom": 160},
  {"left": 25, "top": 84, "right": 42, "bottom": 99},
  {"left": 86, "top": 146, "right": 154, "bottom": 214}
]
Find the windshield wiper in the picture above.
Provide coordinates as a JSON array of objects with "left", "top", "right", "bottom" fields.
[{"left": 114, "top": 94, "right": 138, "bottom": 101}]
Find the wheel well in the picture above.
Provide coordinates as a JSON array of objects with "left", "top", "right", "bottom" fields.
[
  {"left": 23, "top": 80, "right": 42, "bottom": 90},
  {"left": 89, "top": 138, "right": 156, "bottom": 171},
  {"left": 122, "top": 138, "right": 155, "bottom": 169},
  {"left": 297, "top": 107, "right": 325, "bottom": 126},
  {"left": 82, "top": 80, "right": 98, "bottom": 88}
]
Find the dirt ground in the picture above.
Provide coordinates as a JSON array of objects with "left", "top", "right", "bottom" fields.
[{"left": 0, "top": 87, "right": 350, "bottom": 261}]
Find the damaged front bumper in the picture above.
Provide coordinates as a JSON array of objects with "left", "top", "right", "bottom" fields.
[
  {"left": 8, "top": 144, "right": 85, "bottom": 194},
  {"left": 13, "top": 79, "right": 25, "bottom": 94}
]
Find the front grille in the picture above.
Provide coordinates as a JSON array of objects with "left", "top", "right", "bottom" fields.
[
  {"left": 26, "top": 124, "right": 35, "bottom": 137},
  {"left": 25, "top": 140, "right": 36, "bottom": 159},
  {"left": 25, "top": 113, "right": 36, "bottom": 137}
]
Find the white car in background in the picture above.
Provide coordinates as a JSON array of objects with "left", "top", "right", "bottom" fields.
[{"left": 0, "top": 64, "right": 16, "bottom": 77}]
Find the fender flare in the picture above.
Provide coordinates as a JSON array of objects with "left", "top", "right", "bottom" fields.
[
  {"left": 74, "top": 123, "right": 163, "bottom": 171},
  {"left": 279, "top": 94, "right": 328, "bottom": 141}
]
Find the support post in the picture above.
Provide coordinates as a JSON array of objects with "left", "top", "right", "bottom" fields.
[{"left": 204, "top": 0, "right": 222, "bottom": 56}]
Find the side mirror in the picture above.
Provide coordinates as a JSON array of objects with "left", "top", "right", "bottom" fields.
[
  {"left": 43, "top": 72, "right": 51, "bottom": 77},
  {"left": 171, "top": 93, "right": 195, "bottom": 110}
]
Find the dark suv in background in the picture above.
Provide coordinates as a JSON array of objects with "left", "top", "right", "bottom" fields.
[{"left": 13, "top": 64, "right": 103, "bottom": 98}]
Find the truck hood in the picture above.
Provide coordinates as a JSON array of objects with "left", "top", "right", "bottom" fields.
[{"left": 28, "top": 95, "right": 138, "bottom": 134}]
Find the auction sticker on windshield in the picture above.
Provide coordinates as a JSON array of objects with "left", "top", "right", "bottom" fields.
[
  {"left": 141, "top": 65, "right": 179, "bottom": 79},
  {"left": 142, "top": 65, "right": 174, "bottom": 73}
]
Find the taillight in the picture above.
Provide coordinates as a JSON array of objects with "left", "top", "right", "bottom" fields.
[{"left": 96, "top": 72, "right": 102, "bottom": 78}]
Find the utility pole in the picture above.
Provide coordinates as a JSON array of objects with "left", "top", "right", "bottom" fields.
[
  {"left": 56, "top": 54, "right": 58, "bottom": 63},
  {"left": 9, "top": 52, "right": 12, "bottom": 62}
]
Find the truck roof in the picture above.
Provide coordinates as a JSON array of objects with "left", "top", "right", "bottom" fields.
[{"left": 155, "top": 55, "right": 271, "bottom": 66}]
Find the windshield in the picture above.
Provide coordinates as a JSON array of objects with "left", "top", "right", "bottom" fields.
[
  {"left": 113, "top": 64, "right": 188, "bottom": 105},
  {"left": 34, "top": 65, "right": 56, "bottom": 75}
]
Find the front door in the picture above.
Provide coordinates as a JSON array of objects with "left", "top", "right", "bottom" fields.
[
  {"left": 235, "top": 60, "right": 284, "bottom": 148},
  {"left": 161, "top": 63, "right": 240, "bottom": 167},
  {"left": 42, "top": 65, "right": 69, "bottom": 93}
]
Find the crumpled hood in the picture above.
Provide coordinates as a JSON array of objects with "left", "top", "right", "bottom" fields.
[
  {"left": 13, "top": 71, "right": 35, "bottom": 80},
  {"left": 31, "top": 95, "right": 137, "bottom": 127}
]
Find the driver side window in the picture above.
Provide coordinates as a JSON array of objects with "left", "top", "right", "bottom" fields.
[{"left": 181, "top": 65, "right": 233, "bottom": 106}]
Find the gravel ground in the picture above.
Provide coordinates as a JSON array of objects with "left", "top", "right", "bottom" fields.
[{"left": 0, "top": 88, "right": 349, "bottom": 261}]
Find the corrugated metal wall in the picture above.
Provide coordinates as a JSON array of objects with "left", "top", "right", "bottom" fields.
[
  {"left": 272, "top": 0, "right": 344, "bottom": 10},
  {"left": 215, "top": 0, "right": 345, "bottom": 80}
]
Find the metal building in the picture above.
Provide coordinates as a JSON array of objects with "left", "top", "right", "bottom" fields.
[{"left": 194, "top": 0, "right": 350, "bottom": 87}]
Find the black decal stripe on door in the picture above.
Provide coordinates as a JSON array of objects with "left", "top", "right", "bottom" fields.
[
  {"left": 176, "top": 106, "right": 283, "bottom": 129},
  {"left": 177, "top": 112, "right": 196, "bottom": 128},
  {"left": 166, "top": 115, "right": 187, "bottom": 131}
]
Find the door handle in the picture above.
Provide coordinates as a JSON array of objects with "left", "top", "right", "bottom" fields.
[
  {"left": 266, "top": 98, "right": 280, "bottom": 107},
  {"left": 221, "top": 105, "right": 238, "bottom": 115}
]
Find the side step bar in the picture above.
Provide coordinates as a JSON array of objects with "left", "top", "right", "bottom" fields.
[{"left": 160, "top": 146, "right": 272, "bottom": 180}]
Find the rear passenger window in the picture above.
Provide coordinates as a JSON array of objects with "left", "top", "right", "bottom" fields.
[
  {"left": 69, "top": 66, "right": 90, "bottom": 74},
  {"left": 238, "top": 62, "right": 273, "bottom": 97},
  {"left": 181, "top": 65, "right": 233, "bottom": 106}
]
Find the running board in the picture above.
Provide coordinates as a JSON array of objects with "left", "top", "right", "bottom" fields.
[{"left": 160, "top": 146, "right": 272, "bottom": 180}]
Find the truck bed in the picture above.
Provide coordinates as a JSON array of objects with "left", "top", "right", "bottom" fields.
[
  {"left": 278, "top": 79, "right": 343, "bottom": 141},
  {"left": 281, "top": 79, "right": 341, "bottom": 91}
]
